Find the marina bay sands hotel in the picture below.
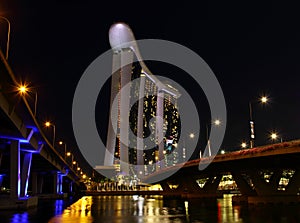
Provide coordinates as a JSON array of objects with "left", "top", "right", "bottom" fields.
[{"left": 101, "top": 23, "right": 181, "bottom": 178}]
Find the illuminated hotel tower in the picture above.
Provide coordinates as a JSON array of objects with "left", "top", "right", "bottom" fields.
[{"left": 104, "top": 23, "right": 181, "bottom": 177}]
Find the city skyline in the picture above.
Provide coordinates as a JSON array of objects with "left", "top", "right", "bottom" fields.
[{"left": 0, "top": 1, "right": 299, "bottom": 160}]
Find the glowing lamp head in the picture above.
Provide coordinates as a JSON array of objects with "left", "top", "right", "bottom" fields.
[
  {"left": 18, "top": 85, "right": 28, "bottom": 94},
  {"left": 271, "top": 133, "right": 278, "bottom": 140},
  {"left": 241, "top": 142, "right": 247, "bottom": 148},
  {"left": 189, "top": 133, "right": 195, "bottom": 139},
  {"left": 261, "top": 96, "right": 268, "bottom": 103},
  {"left": 45, "top": 121, "right": 51, "bottom": 127},
  {"left": 214, "top": 119, "right": 221, "bottom": 126},
  {"left": 109, "top": 22, "right": 135, "bottom": 51}
]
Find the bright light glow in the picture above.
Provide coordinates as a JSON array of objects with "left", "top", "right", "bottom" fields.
[
  {"left": 45, "top": 121, "right": 51, "bottom": 127},
  {"left": 77, "top": 167, "right": 80, "bottom": 171},
  {"left": 66, "top": 152, "right": 71, "bottom": 156},
  {"left": 82, "top": 174, "right": 86, "bottom": 179},
  {"left": 241, "top": 142, "right": 247, "bottom": 148},
  {"left": 73, "top": 161, "right": 76, "bottom": 165},
  {"left": 261, "top": 96, "right": 268, "bottom": 103},
  {"left": 59, "top": 141, "right": 63, "bottom": 145},
  {"left": 271, "top": 132, "right": 278, "bottom": 140},
  {"left": 214, "top": 119, "right": 221, "bottom": 126},
  {"left": 18, "top": 85, "right": 28, "bottom": 94},
  {"left": 189, "top": 133, "right": 195, "bottom": 139},
  {"left": 220, "top": 150, "right": 225, "bottom": 154}
]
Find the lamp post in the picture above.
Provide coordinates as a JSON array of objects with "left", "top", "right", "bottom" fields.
[
  {"left": 0, "top": 16, "right": 11, "bottom": 60},
  {"left": 249, "top": 96, "right": 268, "bottom": 148},
  {"left": 206, "top": 119, "right": 221, "bottom": 157},
  {"left": 270, "top": 132, "right": 282, "bottom": 143},
  {"left": 58, "top": 141, "right": 67, "bottom": 160},
  {"left": 45, "top": 121, "right": 56, "bottom": 148},
  {"left": 17, "top": 84, "right": 38, "bottom": 117},
  {"left": 241, "top": 142, "right": 247, "bottom": 149}
]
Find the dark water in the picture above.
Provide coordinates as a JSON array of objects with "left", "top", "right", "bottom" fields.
[{"left": 1, "top": 195, "right": 300, "bottom": 223}]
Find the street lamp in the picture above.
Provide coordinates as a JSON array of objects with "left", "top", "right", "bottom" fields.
[
  {"left": 270, "top": 132, "right": 282, "bottom": 143},
  {"left": 45, "top": 121, "right": 56, "bottom": 148},
  {"left": 241, "top": 142, "right": 247, "bottom": 149},
  {"left": 0, "top": 16, "right": 11, "bottom": 60},
  {"left": 249, "top": 96, "right": 268, "bottom": 148},
  {"left": 17, "top": 84, "right": 38, "bottom": 117},
  {"left": 58, "top": 141, "right": 67, "bottom": 160},
  {"left": 206, "top": 119, "right": 221, "bottom": 157},
  {"left": 189, "top": 133, "right": 195, "bottom": 139}
]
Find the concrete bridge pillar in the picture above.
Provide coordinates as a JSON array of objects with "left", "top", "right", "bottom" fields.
[
  {"left": 31, "top": 172, "right": 44, "bottom": 194},
  {"left": 53, "top": 172, "right": 64, "bottom": 194},
  {"left": 248, "top": 169, "right": 281, "bottom": 196},
  {"left": 0, "top": 174, "right": 4, "bottom": 187},
  {"left": 286, "top": 169, "right": 300, "bottom": 194},
  {"left": 0, "top": 152, "right": 2, "bottom": 167},
  {"left": 231, "top": 172, "right": 256, "bottom": 196},
  {"left": 10, "top": 140, "right": 20, "bottom": 198},
  {"left": 20, "top": 152, "right": 32, "bottom": 197},
  {"left": 69, "top": 181, "right": 73, "bottom": 194}
]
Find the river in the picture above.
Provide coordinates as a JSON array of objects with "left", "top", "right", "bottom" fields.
[{"left": 1, "top": 194, "right": 300, "bottom": 222}]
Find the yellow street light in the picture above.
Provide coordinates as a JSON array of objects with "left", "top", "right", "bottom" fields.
[
  {"left": 18, "top": 85, "right": 28, "bottom": 94},
  {"left": 17, "top": 83, "right": 38, "bottom": 117},
  {"left": 249, "top": 95, "right": 269, "bottom": 148},
  {"left": 206, "top": 119, "right": 222, "bottom": 156},
  {"left": 261, "top": 96, "right": 268, "bottom": 103},
  {"left": 241, "top": 142, "right": 247, "bottom": 149},
  {"left": 271, "top": 133, "right": 277, "bottom": 140},
  {"left": 66, "top": 152, "right": 71, "bottom": 157},
  {"left": 214, "top": 119, "right": 221, "bottom": 126},
  {"left": 45, "top": 121, "right": 55, "bottom": 148},
  {"left": 58, "top": 141, "right": 67, "bottom": 160}
]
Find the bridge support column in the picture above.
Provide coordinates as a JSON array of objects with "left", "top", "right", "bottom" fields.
[
  {"left": 156, "top": 89, "right": 165, "bottom": 170},
  {"left": 0, "top": 174, "right": 3, "bottom": 187},
  {"left": 53, "top": 172, "right": 64, "bottom": 194},
  {"left": 0, "top": 152, "right": 2, "bottom": 167},
  {"left": 10, "top": 140, "right": 20, "bottom": 198},
  {"left": 231, "top": 172, "right": 256, "bottom": 196},
  {"left": 32, "top": 172, "right": 43, "bottom": 194},
  {"left": 248, "top": 170, "right": 281, "bottom": 196},
  {"left": 69, "top": 181, "right": 73, "bottom": 194},
  {"left": 20, "top": 152, "right": 32, "bottom": 197},
  {"left": 286, "top": 169, "right": 300, "bottom": 194}
]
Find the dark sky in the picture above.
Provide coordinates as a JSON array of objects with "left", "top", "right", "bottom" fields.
[{"left": 1, "top": 1, "right": 300, "bottom": 161}]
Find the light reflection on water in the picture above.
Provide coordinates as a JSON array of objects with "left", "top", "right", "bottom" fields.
[
  {"left": 1, "top": 195, "right": 300, "bottom": 223},
  {"left": 49, "top": 195, "right": 187, "bottom": 223}
]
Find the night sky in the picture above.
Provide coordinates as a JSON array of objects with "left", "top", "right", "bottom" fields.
[{"left": 1, "top": 1, "right": 300, "bottom": 162}]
